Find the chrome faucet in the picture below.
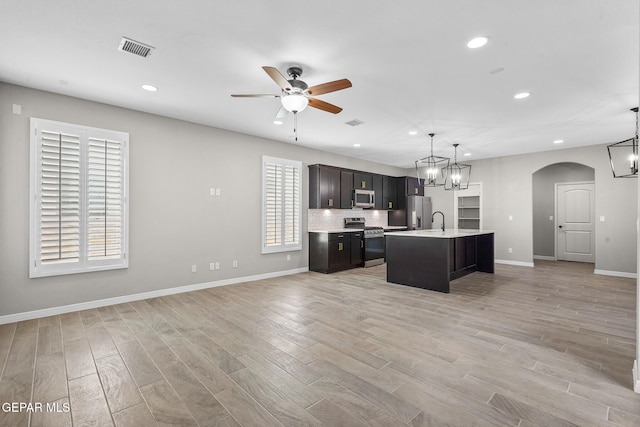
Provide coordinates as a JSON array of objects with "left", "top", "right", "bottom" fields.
[{"left": 432, "top": 211, "right": 445, "bottom": 231}]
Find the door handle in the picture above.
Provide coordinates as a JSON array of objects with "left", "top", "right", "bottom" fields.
[{"left": 558, "top": 225, "right": 563, "bottom": 228}]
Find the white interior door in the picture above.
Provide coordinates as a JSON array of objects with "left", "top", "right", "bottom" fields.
[{"left": 556, "top": 183, "right": 595, "bottom": 262}]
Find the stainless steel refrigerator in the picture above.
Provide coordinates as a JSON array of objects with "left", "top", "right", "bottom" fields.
[{"left": 406, "top": 195, "right": 432, "bottom": 230}]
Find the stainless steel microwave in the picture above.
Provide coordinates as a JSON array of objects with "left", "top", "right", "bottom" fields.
[{"left": 354, "top": 189, "right": 375, "bottom": 208}]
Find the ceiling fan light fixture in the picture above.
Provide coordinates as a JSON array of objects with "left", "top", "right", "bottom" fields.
[{"left": 281, "top": 94, "right": 308, "bottom": 113}]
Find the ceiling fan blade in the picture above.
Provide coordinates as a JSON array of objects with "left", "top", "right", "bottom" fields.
[
  {"left": 275, "top": 106, "right": 288, "bottom": 120},
  {"left": 231, "top": 94, "right": 280, "bottom": 98},
  {"left": 308, "top": 98, "right": 343, "bottom": 114},
  {"left": 262, "top": 66, "right": 292, "bottom": 91},
  {"left": 306, "top": 79, "right": 352, "bottom": 96}
]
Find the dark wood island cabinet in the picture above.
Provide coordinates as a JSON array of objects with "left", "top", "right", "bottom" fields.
[{"left": 385, "top": 230, "right": 494, "bottom": 293}]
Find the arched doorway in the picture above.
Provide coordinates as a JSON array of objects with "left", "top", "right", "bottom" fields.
[{"left": 532, "top": 162, "right": 595, "bottom": 262}]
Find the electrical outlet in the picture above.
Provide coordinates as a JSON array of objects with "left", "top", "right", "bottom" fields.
[
  {"left": 191, "top": 264, "right": 197, "bottom": 273},
  {"left": 216, "top": 188, "right": 221, "bottom": 196},
  {"left": 233, "top": 260, "right": 238, "bottom": 268},
  {"left": 508, "top": 215, "right": 513, "bottom": 221},
  {"left": 508, "top": 248, "right": 513, "bottom": 254},
  {"left": 210, "top": 188, "right": 215, "bottom": 196},
  {"left": 209, "top": 263, "right": 215, "bottom": 271},
  {"left": 287, "top": 254, "right": 291, "bottom": 261},
  {"left": 215, "top": 262, "right": 220, "bottom": 270},
  {"left": 549, "top": 215, "right": 553, "bottom": 221}
]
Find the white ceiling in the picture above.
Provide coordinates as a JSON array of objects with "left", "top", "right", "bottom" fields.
[{"left": 1, "top": 0, "right": 638, "bottom": 167}]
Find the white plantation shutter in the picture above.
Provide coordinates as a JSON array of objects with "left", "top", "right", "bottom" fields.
[
  {"left": 262, "top": 156, "right": 301, "bottom": 253},
  {"left": 30, "top": 118, "right": 129, "bottom": 278},
  {"left": 87, "top": 137, "right": 124, "bottom": 260},
  {"left": 40, "top": 130, "right": 81, "bottom": 264}
]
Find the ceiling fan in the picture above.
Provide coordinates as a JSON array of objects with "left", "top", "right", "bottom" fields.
[{"left": 231, "top": 66, "right": 352, "bottom": 119}]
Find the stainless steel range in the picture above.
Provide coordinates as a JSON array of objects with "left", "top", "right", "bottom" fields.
[{"left": 344, "top": 217, "right": 385, "bottom": 267}]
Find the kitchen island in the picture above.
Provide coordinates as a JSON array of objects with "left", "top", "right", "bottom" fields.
[{"left": 385, "top": 229, "right": 495, "bottom": 293}]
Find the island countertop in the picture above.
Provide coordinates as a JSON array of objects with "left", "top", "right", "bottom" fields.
[{"left": 384, "top": 229, "right": 494, "bottom": 238}]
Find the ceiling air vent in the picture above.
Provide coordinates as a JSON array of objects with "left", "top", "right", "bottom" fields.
[
  {"left": 118, "top": 37, "right": 155, "bottom": 58},
  {"left": 345, "top": 119, "right": 365, "bottom": 127}
]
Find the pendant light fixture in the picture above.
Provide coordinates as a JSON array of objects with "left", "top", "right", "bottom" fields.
[
  {"left": 443, "top": 143, "right": 471, "bottom": 190},
  {"left": 607, "top": 107, "right": 639, "bottom": 178},
  {"left": 415, "top": 133, "right": 450, "bottom": 186}
]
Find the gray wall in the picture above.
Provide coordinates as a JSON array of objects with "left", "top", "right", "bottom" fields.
[
  {"left": 425, "top": 147, "right": 637, "bottom": 273},
  {"left": 532, "top": 163, "right": 595, "bottom": 258},
  {"left": 0, "top": 83, "right": 406, "bottom": 317}
]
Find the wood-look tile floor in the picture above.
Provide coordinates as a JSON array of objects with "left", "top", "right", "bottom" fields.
[{"left": 1, "top": 260, "right": 638, "bottom": 426}]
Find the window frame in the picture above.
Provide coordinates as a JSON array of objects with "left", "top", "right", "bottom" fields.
[
  {"left": 29, "top": 118, "right": 129, "bottom": 278},
  {"left": 261, "top": 155, "right": 302, "bottom": 254}
]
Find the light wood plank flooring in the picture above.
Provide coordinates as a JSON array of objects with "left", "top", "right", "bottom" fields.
[{"left": 0, "top": 260, "right": 638, "bottom": 426}]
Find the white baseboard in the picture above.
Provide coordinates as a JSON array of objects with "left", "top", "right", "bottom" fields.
[
  {"left": 593, "top": 269, "right": 637, "bottom": 279},
  {"left": 495, "top": 259, "right": 535, "bottom": 268},
  {"left": 0, "top": 267, "right": 309, "bottom": 325},
  {"left": 533, "top": 255, "right": 556, "bottom": 261},
  {"left": 634, "top": 360, "right": 640, "bottom": 393}
]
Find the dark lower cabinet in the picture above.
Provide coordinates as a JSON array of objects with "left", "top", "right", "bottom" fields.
[
  {"left": 310, "top": 232, "right": 360, "bottom": 273},
  {"left": 451, "top": 236, "right": 478, "bottom": 279},
  {"left": 350, "top": 232, "right": 364, "bottom": 267}
]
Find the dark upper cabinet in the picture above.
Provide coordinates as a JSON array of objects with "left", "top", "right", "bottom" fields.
[
  {"left": 309, "top": 165, "right": 341, "bottom": 209},
  {"left": 382, "top": 176, "right": 397, "bottom": 210},
  {"left": 405, "top": 176, "right": 424, "bottom": 196},
  {"left": 309, "top": 165, "right": 416, "bottom": 211},
  {"left": 353, "top": 172, "right": 373, "bottom": 190},
  {"left": 340, "top": 170, "right": 354, "bottom": 209},
  {"left": 372, "top": 175, "right": 383, "bottom": 209}
]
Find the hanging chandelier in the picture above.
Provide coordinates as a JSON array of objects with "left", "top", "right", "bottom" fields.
[
  {"left": 443, "top": 143, "right": 471, "bottom": 190},
  {"left": 607, "top": 107, "right": 639, "bottom": 178},
  {"left": 415, "top": 133, "right": 450, "bottom": 187}
]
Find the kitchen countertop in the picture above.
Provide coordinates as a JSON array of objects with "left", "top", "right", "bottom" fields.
[
  {"left": 309, "top": 226, "right": 408, "bottom": 233},
  {"left": 384, "top": 229, "right": 494, "bottom": 238},
  {"left": 308, "top": 228, "right": 361, "bottom": 233}
]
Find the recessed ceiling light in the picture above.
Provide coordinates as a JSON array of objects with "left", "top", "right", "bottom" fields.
[
  {"left": 141, "top": 84, "right": 157, "bottom": 92},
  {"left": 408, "top": 130, "right": 418, "bottom": 136},
  {"left": 353, "top": 144, "right": 361, "bottom": 147},
  {"left": 514, "top": 92, "right": 530, "bottom": 99},
  {"left": 553, "top": 139, "right": 564, "bottom": 144},
  {"left": 273, "top": 119, "right": 283, "bottom": 125},
  {"left": 467, "top": 37, "right": 489, "bottom": 49}
]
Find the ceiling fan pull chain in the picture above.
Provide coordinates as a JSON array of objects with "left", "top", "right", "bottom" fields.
[{"left": 294, "top": 112, "right": 298, "bottom": 142}]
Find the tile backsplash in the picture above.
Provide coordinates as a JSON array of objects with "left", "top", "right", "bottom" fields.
[{"left": 308, "top": 209, "right": 388, "bottom": 230}]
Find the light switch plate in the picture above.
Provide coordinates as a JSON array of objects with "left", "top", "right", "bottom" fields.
[
  {"left": 600, "top": 216, "right": 605, "bottom": 222},
  {"left": 12, "top": 104, "right": 21, "bottom": 115},
  {"left": 216, "top": 188, "right": 221, "bottom": 196}
]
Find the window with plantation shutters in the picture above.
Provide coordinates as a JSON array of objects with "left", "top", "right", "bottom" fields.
[
  {"left": 262, "top": 156, "right": 302, "bottom": 254},
  {"left": 30, "top": 118, "right": 129, "bottom": 278}
]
